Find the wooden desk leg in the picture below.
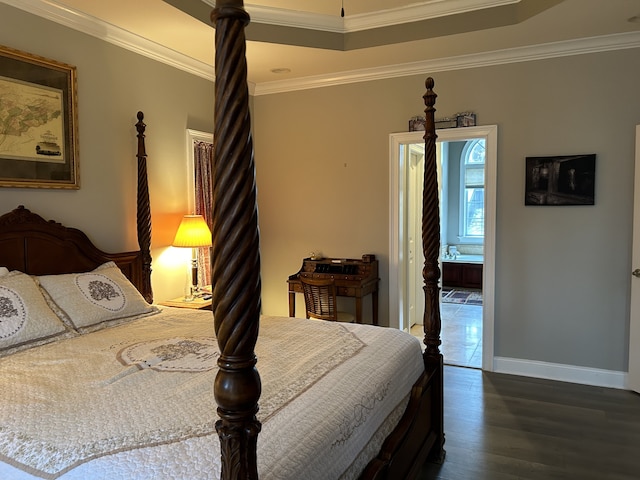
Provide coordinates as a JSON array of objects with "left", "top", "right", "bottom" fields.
[
  {"left": 355, "top": 297, "right": 363, "bottom": 324},
  {"left": 372, "top": 290, "right": 379, "bottom": 326},
  {"left": 288, "top": 292, "right": 295, "bottom": 317}
]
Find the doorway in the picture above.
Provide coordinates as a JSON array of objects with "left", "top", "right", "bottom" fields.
[{"left": 389, "top": 125, "right": 497, "bottom": 371}]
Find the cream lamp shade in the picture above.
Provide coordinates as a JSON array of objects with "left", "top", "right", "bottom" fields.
[
  {"left": 172, "top": 215, "right": 212, "bottom": 248},
  {"left": 172, "top": 215, "right": 212, "bottom": 301}
]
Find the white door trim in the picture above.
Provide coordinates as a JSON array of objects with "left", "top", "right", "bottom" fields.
[
  {"left": 629, "top": 125, "right": 640, "bottom": 393},
  {"left": 185, "top": 129, "right": 214, "bottom": 213},
  {"left": 389, "top": 125, "right": 497, "bottom": 371}
]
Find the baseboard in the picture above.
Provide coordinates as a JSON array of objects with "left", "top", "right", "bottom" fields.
[{"left": 493, "top": 356, "right": 627, "bottom": 390}]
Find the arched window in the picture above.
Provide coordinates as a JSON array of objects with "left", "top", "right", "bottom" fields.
[{"left": 459, "top": 138, "right": 485, "bottom": 240}]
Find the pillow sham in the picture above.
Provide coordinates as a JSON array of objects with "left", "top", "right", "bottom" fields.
[
  {"left": 38, "top": 262, "right": 157, "bottom": 330},
  {"left": 0, "top": 270, "right": 70, "bottom": 355}
]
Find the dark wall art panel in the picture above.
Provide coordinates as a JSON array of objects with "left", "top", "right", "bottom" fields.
[{"left": 525, "top": 154, "right": 595, "bottom": 206}]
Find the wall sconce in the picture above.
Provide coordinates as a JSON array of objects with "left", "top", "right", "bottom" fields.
[{"left": 172, "top": 214, "right": 212, "bottom": 301}]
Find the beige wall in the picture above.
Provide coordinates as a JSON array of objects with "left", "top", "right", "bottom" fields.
[
  {"left": 0, "top": 4, "right": 215, "bottom": 302},
  {"left": 254, "top": 49, "right": 640, "bottom": 372},
  {"left": 254, "top": 82, "right": 401, "bottom": 324}
]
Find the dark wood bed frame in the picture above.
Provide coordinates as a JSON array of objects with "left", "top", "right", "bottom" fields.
[
  {"left": 210, "top": 3, "right": 444, "bottom": 478},
  {"left": 0, "top": 1, "right": 445, "bottom": 478}
]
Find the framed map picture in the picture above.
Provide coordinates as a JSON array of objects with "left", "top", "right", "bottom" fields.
[{"left": 0, "top": 45, "right": 78, "bottom": 188}]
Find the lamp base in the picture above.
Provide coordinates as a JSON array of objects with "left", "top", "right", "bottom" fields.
[
  {"left": 185, "top": 283, "right": 201, "bottom": 302},
  {"left": 184, "top": 256, "right": 199, "bottom": 302}
]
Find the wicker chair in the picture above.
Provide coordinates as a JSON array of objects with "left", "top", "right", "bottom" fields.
[{"left": 300, "top": 276, "right": 355, "bottom": 322}]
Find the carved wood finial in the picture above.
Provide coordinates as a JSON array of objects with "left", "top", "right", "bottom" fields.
[
  {"left": 135, "top": 111, "right": 153, "bottom": 303},
  {"left": 421, "top": 77, "right": 446, "bottom": 462},
  {"left": 421, "top": 77, "right": 442, "bottom": 358}
]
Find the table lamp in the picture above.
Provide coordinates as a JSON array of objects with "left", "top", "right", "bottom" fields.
[{"left": 172, "top": 214, "right": 212, "bottom": 301}]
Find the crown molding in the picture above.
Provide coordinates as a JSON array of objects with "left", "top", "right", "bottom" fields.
[
  {"left": 201, "top": 0, "right": 344, "bottom": 33},
  {"left": 344, "top": 0, "right": 520, "bottom": 32},
  {"left": 3, "top": 0, "right": 639, "bottom": 97},
  {"left": 204, "top": 0, "right": 521, "bottom": 33},
  {"left": 248, "top": 4, "right": 342, "bottom": 32},
  {"left": 0, "top": 0, "right": 214, "bottom": 81},
  {"left": 253, "top": 31, "right": 640, "bottom": 96}
]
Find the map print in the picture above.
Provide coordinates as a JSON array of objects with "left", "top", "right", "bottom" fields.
[{"left": 0, "top": 76, "right": 65, "bottom": 163}]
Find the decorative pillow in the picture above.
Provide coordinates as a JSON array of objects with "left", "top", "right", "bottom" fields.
[
  {"left": 0, "top": 270, "right": 70, "bottom": 355},
  {"left": 38, "top": 262, "right": 157, "bottom": 330},
  {"left": 0, "top": 267, "right": 9, "bottom": 276}
]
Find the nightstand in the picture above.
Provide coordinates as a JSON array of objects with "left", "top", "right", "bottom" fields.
[{"left": 159, "top": 294, "right": 212, "bottom": 310}]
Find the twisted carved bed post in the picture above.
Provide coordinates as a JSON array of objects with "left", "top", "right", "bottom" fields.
[
  {"left": 421, "top": 77, "right": 445, "bottom": 462},
  {"left": 210, "top": 2, "right": 262, "bottom": 479},
  {"left": 135, "top": 111, "right": 153, "bottom": 304}
]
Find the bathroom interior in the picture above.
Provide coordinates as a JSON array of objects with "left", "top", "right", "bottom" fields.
[{"left": 411, "top": 137, "right": 485, "bottom": 369}]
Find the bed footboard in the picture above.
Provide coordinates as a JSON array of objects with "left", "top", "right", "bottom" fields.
[
  {"left": 361, "top": 77, "right": 445, "bottom": 480},
  {"left": 360, "top": 363, "right": 443, "bottom": 480},
  {"left": 206, "top": 0, "right": 445, "bottom": 477}
]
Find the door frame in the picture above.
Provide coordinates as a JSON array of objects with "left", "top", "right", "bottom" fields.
[
  {"left": 629, "top": 125, "right": 640, "bottom": 393},
  {"left": 407, "top": 142, "right": 427, "bottom": 329},
  {"left": 389, "top": 125, "right": 497, "bottom": 371}
]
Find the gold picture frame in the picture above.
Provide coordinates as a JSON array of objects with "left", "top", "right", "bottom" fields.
[{"left": 0, "top": 45, "right": 79, "bottom": 189}]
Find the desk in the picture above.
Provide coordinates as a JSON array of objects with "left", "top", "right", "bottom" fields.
[{"left": 287, "top": 255, "right": 379, "bottom": 325}]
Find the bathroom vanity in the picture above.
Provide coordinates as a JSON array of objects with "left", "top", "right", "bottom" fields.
[{"left": 442, "top": 255, "right": 483, "bottom": 289}]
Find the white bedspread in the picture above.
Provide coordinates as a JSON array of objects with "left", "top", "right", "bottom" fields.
[{"left": 0, "top": 308, "right": 424, "bottom": 480}]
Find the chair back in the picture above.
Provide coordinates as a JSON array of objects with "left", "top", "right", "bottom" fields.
[{"left": 300, "top": 276, "right": 339, "bottom": 321}]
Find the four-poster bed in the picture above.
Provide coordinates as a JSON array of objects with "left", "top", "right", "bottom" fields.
[
  {"left": 0, "top": 1, "right": 444, "bottom": 478},
  {"left": 209, "top": 2, "right": 444, "bottom": 477}
]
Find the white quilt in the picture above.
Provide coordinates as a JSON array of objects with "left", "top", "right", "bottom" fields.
[{"left": 0, "top": 308, "right": 424, "bottom": 480}]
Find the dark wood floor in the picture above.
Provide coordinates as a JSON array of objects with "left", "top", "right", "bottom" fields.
[{"left": 419, "top": 366, "right": 640, "bottom": 479}]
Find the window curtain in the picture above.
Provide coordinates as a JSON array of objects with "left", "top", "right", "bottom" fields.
[{"left": 194, "top": 140, "right": 214, "bottom": 289}]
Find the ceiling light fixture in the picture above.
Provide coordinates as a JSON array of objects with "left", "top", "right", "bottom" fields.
[{"left": 270, "top": 68, "right": 291, "bottom": 74}]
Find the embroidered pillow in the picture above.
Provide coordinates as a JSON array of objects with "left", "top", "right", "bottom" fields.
[
  {"left": 0, "top": 270, "right": 70, "bottom": 355},
  {"left": 38, "top": 262, "right": 157, "bottom": 330}
]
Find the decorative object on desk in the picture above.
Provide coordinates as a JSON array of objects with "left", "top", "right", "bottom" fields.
[
  {"left": 172, "top": 215, "right": 212, "bottom": 301},
  {"left": 0, "top": 45, "right": 79, "bottom": 189},
  {"left": 525, "top": 154, "right": 596, "bottom": 206}
]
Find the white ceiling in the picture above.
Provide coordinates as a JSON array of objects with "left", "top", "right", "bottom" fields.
[{"left": 3, "top": 0, "right": 640, "bottom": 95}]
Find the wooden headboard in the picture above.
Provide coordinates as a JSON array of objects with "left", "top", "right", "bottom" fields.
[
  {"left": 0, "top": 112, "right": 153, "bottom": 303},
  {"left": 0, "top": 205, "right": 149, "bottom": 298}
]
